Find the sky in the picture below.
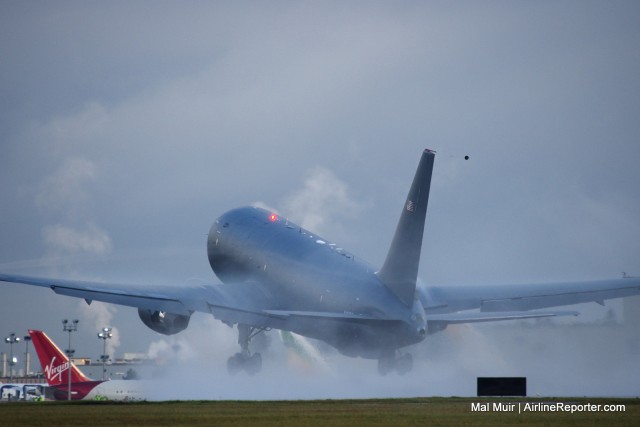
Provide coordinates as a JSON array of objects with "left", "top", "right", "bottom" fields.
[{"left": 1, "top": 1, "right": 639, "bottom": 397}]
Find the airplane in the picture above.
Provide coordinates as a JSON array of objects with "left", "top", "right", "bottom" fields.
[
  {"left": 1, "top": 149, "right": 639, "bottom": 375},
  {"left": 27, "top": 329, "right": 145, "bottom": 401}
]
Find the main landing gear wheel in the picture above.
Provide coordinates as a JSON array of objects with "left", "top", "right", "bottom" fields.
[
  {"left": 227, "top": 324, "right": 266, "bottom": 375},
  {"left": 377, "top": 352, "right": 413, "bottom": 376}
]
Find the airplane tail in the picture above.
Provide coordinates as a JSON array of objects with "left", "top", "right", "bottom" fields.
[
  {"left": 28, "top": 329, "right": 92, "bottom": 386},
  {"left": 377, "top": 149, "right": 435, "bottom": 306}
]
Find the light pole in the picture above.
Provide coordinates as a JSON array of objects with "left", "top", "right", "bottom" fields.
[
  {"left": 4, "top": 333, "right": 20, "bottom": 381},
  {"left": 62, "top": 319, "right": 78, "bottom": 401},
  {"left": 97, "top": 327, "right": 112, "bottom": 381},
  {"left": 23, "top": 335, "right": 31, "bottom": 377}
]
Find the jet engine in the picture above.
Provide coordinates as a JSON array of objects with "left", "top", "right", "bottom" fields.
[{"left": 138, "top": 308, "right": 191, "bottom": 335}]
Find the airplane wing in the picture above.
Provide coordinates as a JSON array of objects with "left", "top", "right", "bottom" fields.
[
  {"left": 0, "top": 273, "right": 401, "bottom": 329},
  {"left": 0, "top": 272, "right": 277, "bottom": 319},
  {"left": 425, "top": 309, "right": 578, "bottom": 328},
  {"left": 423, "top": 277, "right": 640, "bottom": 314}
]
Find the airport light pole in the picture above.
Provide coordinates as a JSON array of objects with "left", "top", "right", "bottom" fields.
[
  {"left": 62, "top": 319, "right": 78, "bottom": 401},
  {"left": 97, "top": 327, "right": 112, "bottom": 381},
  {"left": 4, "top": 333, "right": 20, "bottom": 381},
  {"left": 23, "top": 335, "right": 31, "bottom": 377}
]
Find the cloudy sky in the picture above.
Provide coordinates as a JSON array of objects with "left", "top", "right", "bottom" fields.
[{"left": 1, "top": 2, "right": 639, "bottom": 394}]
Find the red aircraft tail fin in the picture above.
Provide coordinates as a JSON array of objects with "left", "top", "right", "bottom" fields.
[{"left": 28, "top": 329, "right": 91, "bottom": 386}]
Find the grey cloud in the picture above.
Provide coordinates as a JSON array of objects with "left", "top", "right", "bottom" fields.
[
  {"left": 77, "top": 301, "right": 120, "bottom": 358},
  {"left": 42, "top": 223, "right": 112, "bottom": 256},
  {"left": 283, "top": 166, "right": 364, "bottom": 236},
  {"left": 35, "top": 157, "right": 98, "bottom": 217}
]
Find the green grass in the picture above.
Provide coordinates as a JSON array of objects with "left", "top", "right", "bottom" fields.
[{"left": 1, "top": 398, "right": 638, "bottom": 427}]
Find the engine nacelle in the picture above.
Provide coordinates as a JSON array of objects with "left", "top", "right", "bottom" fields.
[{"left": 138, "top": 308, "right": 191, "bottom": 335}]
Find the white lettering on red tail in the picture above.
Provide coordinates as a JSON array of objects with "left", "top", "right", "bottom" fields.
[{"left": 43, "top": 356, "right": 69, "bottom": 384}]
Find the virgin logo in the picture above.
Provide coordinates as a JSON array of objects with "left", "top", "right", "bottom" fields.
[{"left": 44, "top": 356, "right": 69, "bottom": 383}]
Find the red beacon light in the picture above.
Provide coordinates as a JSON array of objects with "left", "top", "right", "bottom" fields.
[{"left": 269, "top": 213, "right": 278, "bottom": 222}]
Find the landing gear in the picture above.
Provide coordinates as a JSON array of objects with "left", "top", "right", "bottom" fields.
[
  {"left": 377, "top": 351, "right": 413, "bottom": 375},
  {"left": 227, "top": 324, "right": 267, "bottom": 375}
]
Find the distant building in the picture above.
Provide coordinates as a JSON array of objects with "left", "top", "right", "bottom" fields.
[
  {"left": 71, "top": 357, "right": 92, "bottom": 366},
  {"left": 120, "top": 352, "right": 148, "bottom": 364}
]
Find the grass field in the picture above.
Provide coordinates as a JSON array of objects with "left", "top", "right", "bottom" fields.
[{"left": 1, "top": 398, "right": 638, "bottom": 427}]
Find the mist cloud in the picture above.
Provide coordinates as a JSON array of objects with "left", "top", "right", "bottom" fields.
[
  {"left": 283, "top": 166, "right": 364, "bottom": 236},
  {"left": 42, "top": 223, "right": 112, "bottom": 256},
  {"left": 35, "top": 157, "right": 97, "bottom": 217},
  {"left": 77, "top": 301, "right": 121, "bottom": 358}
]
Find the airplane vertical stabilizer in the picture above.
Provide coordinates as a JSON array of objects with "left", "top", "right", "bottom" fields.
[
  {"left": 377, "top": 149, "right": 435, "bottom": 306},
  {"left": 28, "top": 329, "right": 91, "bottom": 386}
]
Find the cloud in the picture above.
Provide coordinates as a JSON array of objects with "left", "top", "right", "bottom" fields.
[
  {"left": 77, "top": 301, "right": 121, "bottom": 358},
  {"left": 42, "top": 223, "right": 112, "bottom": 256},
  {"left": 282, "top": 166, "right": 364, "bottom": 235},
  {"left": 35, "top": 157, "right": 97, "bottom": 218},
  {"left": 34, "top": 155, "right": 113, "bottom": 258}
]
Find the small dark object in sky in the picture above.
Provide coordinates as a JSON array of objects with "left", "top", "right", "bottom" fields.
[{"left": 464, "top": 155, "right": 469, "bottom": 160}]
